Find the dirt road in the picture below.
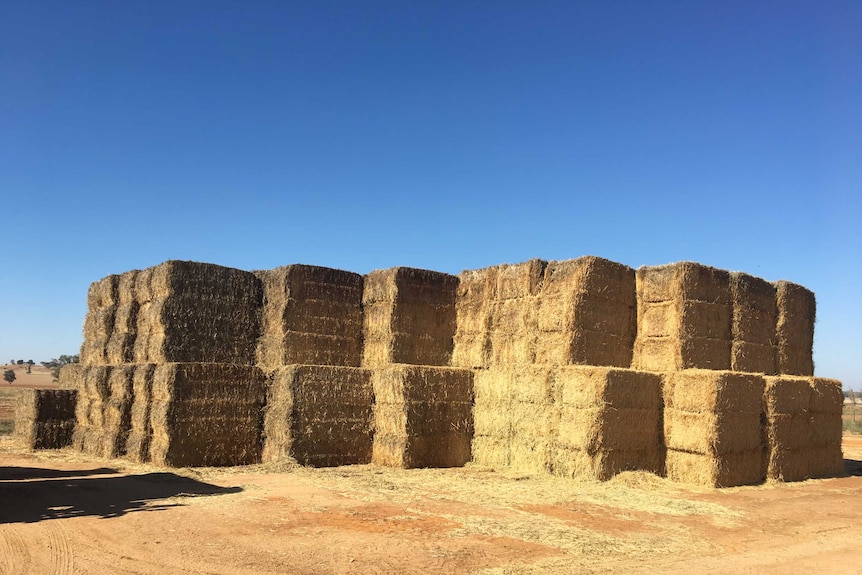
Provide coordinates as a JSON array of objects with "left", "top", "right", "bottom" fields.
[{"left": 2, "top": 435, "right": 861, "bottom": 574}]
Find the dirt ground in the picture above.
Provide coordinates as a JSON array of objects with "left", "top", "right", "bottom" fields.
[{"left": 1, "top": 435, "right": 861, "bottom": 575}]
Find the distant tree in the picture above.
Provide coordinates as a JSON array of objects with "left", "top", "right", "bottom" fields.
[
  {"left": 16, "top": 359, "right": 24, "bottom": 365},
  {"left": 3, "top": 370, "right": 15, "bottom": 384},
  {"left": 44, "top": 354, "right": 80, "bottom": 381},
  {"left": 27, "top": 360, "right": 34, "bottom": 365}
]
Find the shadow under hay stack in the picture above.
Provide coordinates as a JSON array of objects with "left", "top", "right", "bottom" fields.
[{"left": 30, "top": 254, "right": 840, "bottom": 487}]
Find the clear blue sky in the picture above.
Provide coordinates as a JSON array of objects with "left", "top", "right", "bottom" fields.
[{"left": 1, "top": 1, "right": 860, "bottom": 388}]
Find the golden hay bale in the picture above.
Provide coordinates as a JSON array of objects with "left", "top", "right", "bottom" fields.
[
  {"left": 537, "top": 257, "right": 636, "bottom": 367},
  {"left": 496, "top": 259, "right": 546, "bottom": 300},
  {"left": 87, "top": 274, "right": 120, "bottom": 310},
  {"left": 255, "top": 265, "right": 364, "bottom": 368},
  {"left": 14, "top": 389, "right": 78, "bottom": 450},
  {"left": 633, "top": 262, "right": 732, "bottom": 372},
  {"left": 149, "top": 363, "right": 266, "bottom": 467},
  {"left": 126, "top": 363, "right": 156, "bottom": 463},
  {"left": 663, "top": 370, "right": 764, "bottom": 414},
  {"left": 362, "top": 267, "right": 458, "bottom": 367},
  {"left": 508, "top": 436, "right": 554, "bottom": 474},
  {"left": 731, "top": 341, "right": 777, "bottom": 375},
  {"left": 806, "top": 443, "right": 845, "bottom": 479},
  {"left": 766, "top": 413, "right": 812, "bottom": 451},
  {"left": 775, "top": 280, "right": 815, "bottom": 376},
  {"left": 262, "top": 365, "right": 373, "bottom": 467},
  {"left": 470, "top": 435, "right": 510, "bottom": 468},
  {"left": 764, "top": 376, "right": 812, "bottom": 415},
  {"left": 664, "top": 409, "right": 763, "bottom": 455},
  {"left": 809, "top": 413, "right": 842, "bottom": 447},
  {"left": 57, "top": 364, "right": 85, "bottom": 390},
  {"left": 666, "top": 448, "right": 765, "bottom": 487},
  {"left": 372, "top": 365, "right": 474, "bottom": 468},
  {"left": 71, "top": 366, "right": 110, "bottom": 453},
  {"left": 552, "top": 446, "right": 664, "bottom": 481},
  {"left": 768, "top": 444, "right": 845, "bottom": 482},
  {"left": 558, "top": 407, "right": 661, "bottom": 452},
  {"left": 101, "top": 365, "right": 136, "bottom": 458},
  {"left": 556, "top": 366, "right": 662, "bottom": 410},
  {"left": 810, "top": 378, "right": 843, "bottom": 414},
  {"left": 730, "top": 272, "right": 777, "bottom": 344}
]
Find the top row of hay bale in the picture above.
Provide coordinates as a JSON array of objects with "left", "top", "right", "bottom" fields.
[
  {"left": 632, "top": 262, "right": 814, "bottom": 375},
  {"left": 452, "top": 256, "right": 637, "bottom": 369},
  {"left": 78, "top": 258, "right": 815, "bottom": 376}
]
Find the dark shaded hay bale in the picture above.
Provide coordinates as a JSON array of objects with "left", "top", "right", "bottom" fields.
[
  {"left": 262, "top": 365, "right": 373, "bottom": 466},
  {"left": 362, "top": 268, "right": 458, "bottom": 367},
  {"left": 730, "top": 273, "right": 777, "bottom": 374},
  {"left": 255, "top": 265, "right": 364, "bottom": 368},
  {"left": 14, "top": 389, "right": 78, "bottom": 449},
  {"left": 126, "top": 363, "right": 156, "bottom": 463},
  {"left": 775, "top": 281, "right": 815, "bottom": 376},
  {"left": 149, "top": 363, "right": 266, "bottom": 467},
  {"left": 80, "top": 275, "right": 120, "bottom": 365},
  {"left": 633, "top": 262, "right": 732, "bottom": 372},
  {"left": 137, "top": 261, "right": 263, "bottom": 365},
  {"left": 372, "top": 365, "right": 473, "bottom": 468},
  {"left": 105, "top": 271, "right": 141, "bottom": 365}
]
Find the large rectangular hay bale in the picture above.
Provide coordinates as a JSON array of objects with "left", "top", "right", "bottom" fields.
[
  {"left": 80, "top": 275, "right": 120, "bottom": 365},
  {"left": 633, "top": 262, "right": 732, "bottom": 371},
  {"left": 14, "top": 389, "right": 78, "bottom": 449},
  {"left": 730, "top": 273, "right": 777, "bottom": 374},
  {"left": 126, "top": 363, "right": 156, "bottom": 463},
  {"left": 662, "top": 370, "right": 765, "bottom": 487},
  {"left": 149, "top": 363, "right": 266, "bottom": 467},
  {"left": 262, "top": 365, "right": 373, "bottom": 466},
  {"left": 71, "top": 365, "right": 111, "bottom": 454},
  {"left": 134, "top": 261, "right": 263, "bottom": 365},
  {"left": 552, "top": 446, "right": 664, "bottom": 481},
  {"left": 101, "top": 365, "right": 136, "bottom": 458},
  {"left": 666, "top": 448, "right": 765, "bottom": 488},
  {"left": 775, "top": 281, "right": 815, "bottom": 376},
  {"left": 105, "top": 270, "right": 141, "bottom": 365},
  {"left": 537, "top": 257, "right": 636, "bottom": 367},
  {"left": 372, "top": 365, "right": 473, "bottom": 468},
  {"left": 362, "top": 268, "right": 458, "bottom": 367},
  {"left": 255, "top": 265, "right": 364, "bottom": 368}
]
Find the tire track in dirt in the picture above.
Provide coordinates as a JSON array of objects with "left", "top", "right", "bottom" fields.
[
  {"left": 45, "top": 520, "right": 74, "bottom": 575},
  {"left": 0, "top": 525, "right": 31, "bottom": 575}
]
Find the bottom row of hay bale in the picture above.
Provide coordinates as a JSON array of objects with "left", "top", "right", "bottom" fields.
[
  {"left": 14, "top": 389, "right": 78, "bottom": 449},
  {"left": 34, "top": 363, "right": 845, "bottom": 487}
]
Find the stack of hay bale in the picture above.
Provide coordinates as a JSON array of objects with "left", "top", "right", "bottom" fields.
[
  {"left": 33, "top": 253, "right": 839, "bottom": 486},
  {"left": 62, "top": 261, "right": 268, "bottom": 467},
  {"left": 460, "top": 256, "right": 663, "bottom": 480},
  {"left": 258, "top": 265, "right": 372, "bottom": 467},
  {"left": 363, "top": 267, "right": 474, "bottom": 468},
  {"left": 15, "top": 388, "right": 78, "bottom": 449}
]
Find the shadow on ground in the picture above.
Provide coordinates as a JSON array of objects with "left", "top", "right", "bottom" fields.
[
  {"left": 844, "top": 458, "right": 862, "bottom": 477},
  {"left": 0, "top": 467, "right": 241, "bottom": 524}
]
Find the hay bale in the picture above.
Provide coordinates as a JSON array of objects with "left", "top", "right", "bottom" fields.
[
  {"left": 262, "top": 365, "right": 373, "bottom": 467},
  {"left": 103, "top": 271, "right": 141, "bottom": 365},
  {"left": 133, "top": 261, "right": 262, "bottom": 365},
  {"left": 665, "top": 448, "right": 765, "bottom": 488},
  {"left": 470, "top": 368, "right": 512, "bottom": 467},
  {"left": 663, "top": 370, "right": 765, "bottom": 487},
  {"left": 80, "top": 275, "right": 120, "bottom": 365},
  {"left": 362, "top": 268, "right": 458, "bottom": 367},
  {"left": 775, "top": 281, "right": 815, "bottom": 376},
  {"left": 372, "top": 365, "right": 473, "bottom": 468},
  {"left": 730, "top": 273, "right": 777, "bottom": 374},
  {"left": 554, "top": 366, "right": 663, "bottom": 479},
  {"left": 71, "top": 366, "right": 111, "bottom": 454},
  {"left": 14, "top": 389, "right": 78, "bottom": 449},
  {"left": 452, "top": 267, "right": 497, "bottom": 368},
  {"left": 149, "top": 363, "right": 266, "bottom": 467},
  {"left": 536, "top": 257, "right": 636, "bottom": 367},
  {"left": 633, "top": 262, "right": 732, "bottom": 372},
  {"left": 255, "top": 265, "right": 364, "bottom": 368},
  {"left": 101, "top": 365, "right": 136, "bottom": 458},
  {"left": 807, "top": 378, "right": 844, "bottom": 477},
  {"left": 126, "top": 363, "right": 156, "bottom": 463}
]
